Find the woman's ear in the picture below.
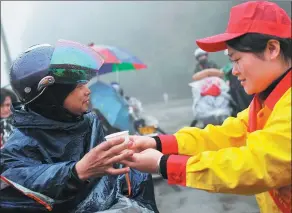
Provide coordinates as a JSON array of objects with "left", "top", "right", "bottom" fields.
[{"left": 265, "top": 39, "right": 281, "bottom": 61}]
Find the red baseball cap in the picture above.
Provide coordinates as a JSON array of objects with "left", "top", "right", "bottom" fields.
[{"left": 196, "top": 1, "right": 291, "bottom": 52}]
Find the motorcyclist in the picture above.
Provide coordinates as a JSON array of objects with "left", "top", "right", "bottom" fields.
[
  {"left": 110, "top": 82, "right": 143, "bottom": 120},
  {"left": 193, "top": 48, "right": 219, "bottom": 73},
  {"left": 110, "top": 81, "right": 124, "bottom": 97},
  {"left": 0, "top": 42, "right": 158, "bottom": 213}
]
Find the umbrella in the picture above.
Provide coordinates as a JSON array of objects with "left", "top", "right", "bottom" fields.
[
  {"left": 89, "top": 80, "right": 135, "bottom": 132},
  {"left": 88, "top": 43, "right": 147, "bottom": 75}
]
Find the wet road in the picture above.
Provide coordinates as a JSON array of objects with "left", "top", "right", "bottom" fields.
[{"left": 143, "top": 99, "right": 260, "bottom": 213}]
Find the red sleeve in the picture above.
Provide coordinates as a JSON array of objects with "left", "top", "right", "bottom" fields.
[
  {"left": 158, "top": 135, "right": 178, "bottom": 154},
  {"left": 166, "top": 155, "right": 190, "bottom": 186}
]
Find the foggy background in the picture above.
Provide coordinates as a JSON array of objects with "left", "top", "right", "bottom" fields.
[{"left": 2, "top": 1, "right": 290, "bottom": 104}]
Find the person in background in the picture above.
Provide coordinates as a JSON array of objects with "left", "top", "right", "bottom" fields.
[
  {"left": 0, "top": 88, "right": 17, "bottom": 146},
  {"left": 110, "top": 81, "right": 143, "bottom": 119},
  {"left": 111, "top": 81, "right": 125, "bottom": 97},
  {"left": 193, "top": 47, "right": 219, "bottom": 73}
]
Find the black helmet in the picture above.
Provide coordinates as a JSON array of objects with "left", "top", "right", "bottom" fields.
[{"left": 10, "top": 40, "right": 104, "bottom": 104}]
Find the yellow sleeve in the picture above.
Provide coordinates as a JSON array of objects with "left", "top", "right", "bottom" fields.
[
  {"left": 165, "top": 96, "right": 291, "bottom": 195},
  {"left": 159, "top": 108, "right": 249, "bottom": 155}
]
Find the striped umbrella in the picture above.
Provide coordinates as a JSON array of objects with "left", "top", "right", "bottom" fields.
[{"left": 88, "top": 43, "right": 147, "bottom": 75}]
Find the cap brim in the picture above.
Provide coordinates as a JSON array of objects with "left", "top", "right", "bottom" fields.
[{"left": 196, "top": 32, "right": 245, "bottom": 52}]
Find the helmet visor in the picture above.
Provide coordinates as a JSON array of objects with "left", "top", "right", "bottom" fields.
[{"left": 49, "top": 39, "right": 104, "bottom": 84}]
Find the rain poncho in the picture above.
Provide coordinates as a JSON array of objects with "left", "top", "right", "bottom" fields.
[
  {"left": 0, "top": 106, "right": 158, "bottom": 213},
  {"left": 158, "top": 71, "right": 291, "bottom": 213},
  {"left": 189, "top": 77, "right": 232, "bottom": 125}
]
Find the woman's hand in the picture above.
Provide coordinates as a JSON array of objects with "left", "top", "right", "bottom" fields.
[
  {"left": 128, "top": 135, "right": 157, "bottom": 153},
  {"left": 121, "top": 149, "right": 163, "bottom": 174},
  {"left": 75, "top": 137, "right": 134, "bottom": 180}
]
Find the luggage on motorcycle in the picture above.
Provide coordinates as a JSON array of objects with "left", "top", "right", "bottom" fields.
[
  {"left": 189, "top": 77, "right": 232, "bottom": 125},
  {"left": 200, "top": 79, "right": 221, "bottom": 96}
]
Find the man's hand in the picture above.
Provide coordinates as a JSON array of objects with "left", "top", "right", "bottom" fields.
[
  {"left": 121, "top": 149, "right": 163, "bottom": 174},
  {"left": 75, "top": 137, "right": 134, "bottom": 180},
  {"left": 128, "top": 135, "right": 157, "bottom": 153}
]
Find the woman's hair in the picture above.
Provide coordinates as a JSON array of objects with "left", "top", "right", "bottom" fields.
[
  {"left": 226, "top": 33, "right": 292, "bottom": 63},
  {"left": 1, "top": 88, "right": 18, "bottom": 105}
]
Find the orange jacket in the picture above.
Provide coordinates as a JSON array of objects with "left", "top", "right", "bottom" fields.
[{"left": 158, "top": 71, "right": 291, "bottom": 213}]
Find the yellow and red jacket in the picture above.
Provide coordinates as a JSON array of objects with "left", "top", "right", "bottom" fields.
[{"left": 158, "top": 71, "right": 291, "bottom": 213}]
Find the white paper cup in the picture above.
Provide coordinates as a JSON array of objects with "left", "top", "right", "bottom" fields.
[
  {"left": 105, "top": 131, "right": 129, "bottom": 144},
  {"left": 105, "top": 131, "right": 130, "bottom": 177}
]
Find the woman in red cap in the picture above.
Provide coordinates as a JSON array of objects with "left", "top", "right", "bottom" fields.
[{"left": 122, "top": 1, "right": 291, "bottom": 213}]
